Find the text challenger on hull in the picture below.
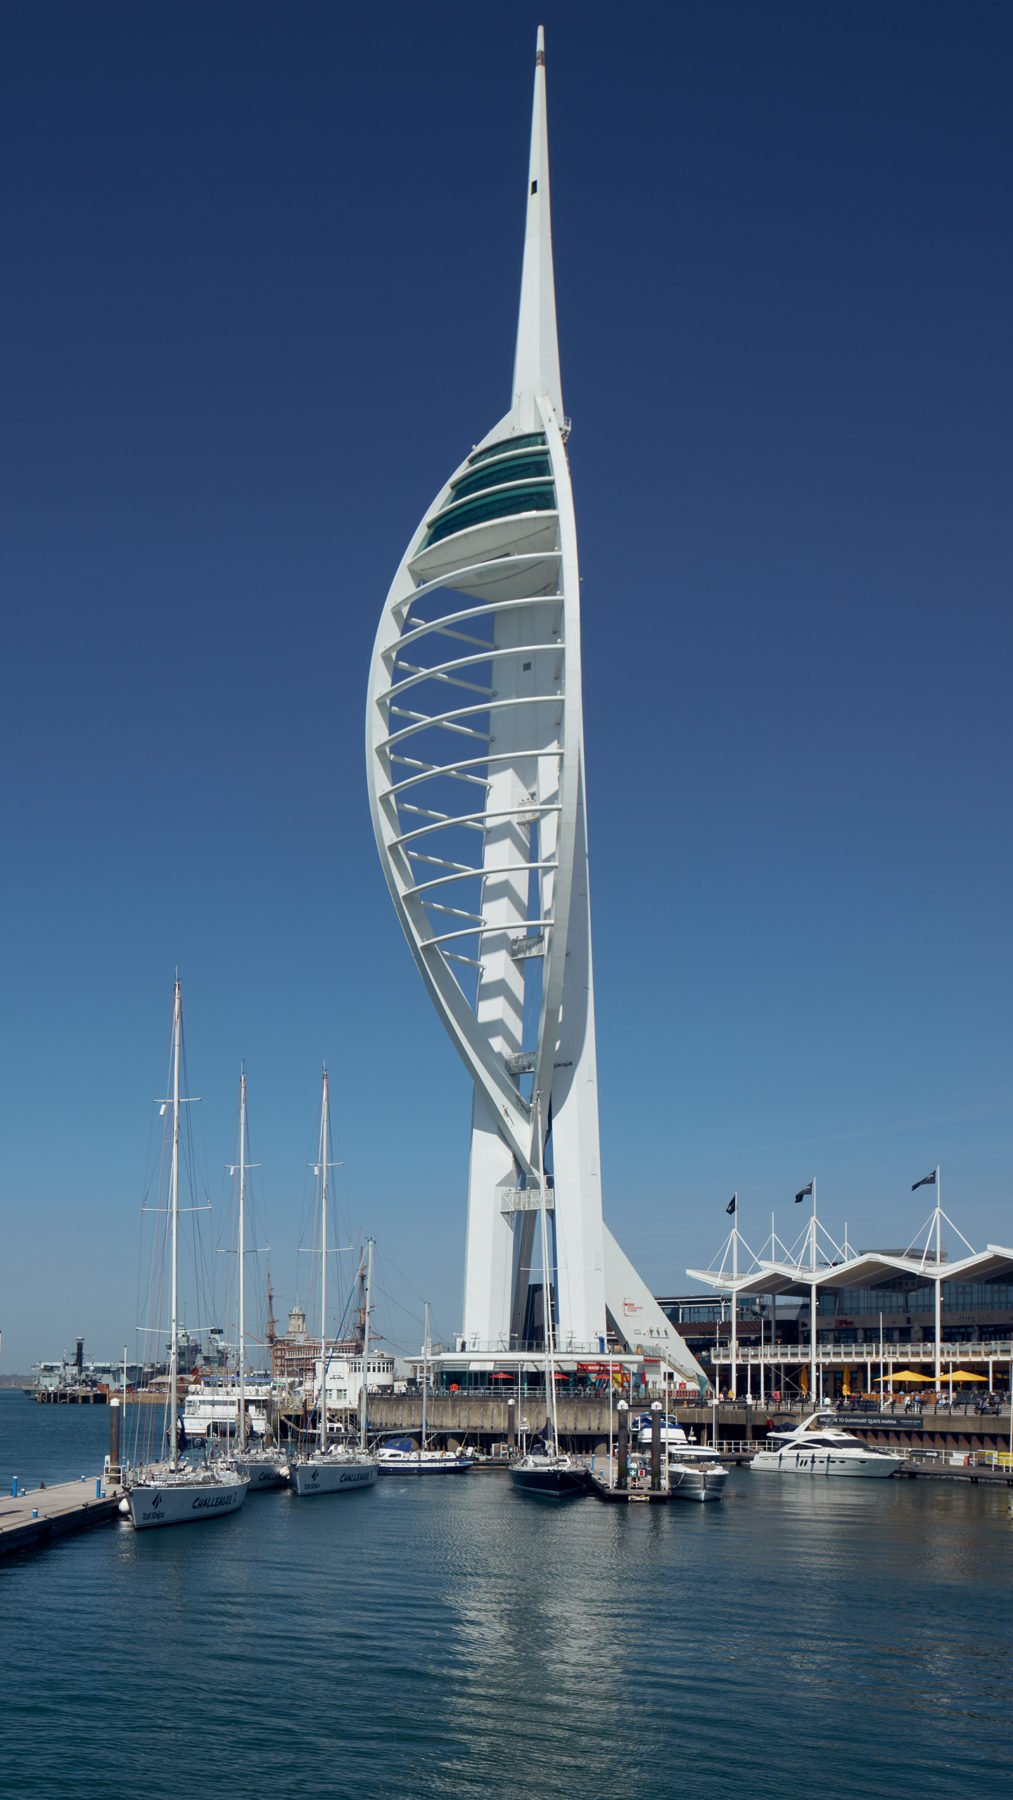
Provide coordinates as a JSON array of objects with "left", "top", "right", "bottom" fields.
[{"left": 366, "top": 29, "right": 702, "bottom": 1382}]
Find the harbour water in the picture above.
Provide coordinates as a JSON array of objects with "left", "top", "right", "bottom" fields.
[{"left": 1, "top": 1392, "right": 1011, "bottom": 1798}]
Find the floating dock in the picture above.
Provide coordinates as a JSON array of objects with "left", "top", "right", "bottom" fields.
[
  {"left": 0, "top": 1479, "right": 122, "bottom": 1558},
  {"left": 900, "top": 1460, "right": 1013, "bottom": 1487},
  {"left": 589, "top": 1472, "right": 674, "bottom": 1504}
]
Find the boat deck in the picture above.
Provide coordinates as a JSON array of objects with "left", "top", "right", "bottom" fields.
[{"left": 0, "top": 1478, "right": 122, "bottom": 1558}]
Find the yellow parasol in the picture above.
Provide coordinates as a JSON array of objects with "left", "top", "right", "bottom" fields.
[
  {"left": 876, "top": 1370, "right": 925, "bottom": 1383},
  {"left": 946, "top": 1370, "right": 987, "bottom": 1383}
]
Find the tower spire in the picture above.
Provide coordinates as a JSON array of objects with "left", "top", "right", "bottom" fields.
[{"left": 512, "top": 25, "right": 564, "bottom": 420}]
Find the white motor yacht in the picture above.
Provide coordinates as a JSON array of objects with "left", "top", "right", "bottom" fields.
[
  {"left": 750, "top": 1414, "right": 905, "bottom": 1478},
  {"left": 667, "top": 1458, "right": 729, "bottom": 1502},
  {"left": 635, "top": 1415, "right": 722, "bottom": 1465}
]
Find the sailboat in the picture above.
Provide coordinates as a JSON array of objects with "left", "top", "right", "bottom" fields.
[
  {"left": 228, "top": 1067, "right": 290, "bottom": 1491},
  {"left": 289, "top": 1070, "right": 378, "bottom": 1497},
  {"left": 126, "top": 978, "right": 249, "bottom": 1530},
  {"left": 377, "top": 1302, "right": 473, "bottom": 1474},
  {"left": 509, "top": 1093, "right": 589, "bottom": 1500}
]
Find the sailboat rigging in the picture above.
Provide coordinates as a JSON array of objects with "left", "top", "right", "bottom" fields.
[
  {"left": 509, "top": 1092, "right": 589, "bottom": 1500},
  {"left": 229, "top": 1066, "right": 289, "bottom": 1490},
  {"left": 289, "top": 1070, "right": 378, "bottom": 1496},
  {"left": 377, "top": 1301, "right": 473, "bottom": 1475},
  {"left": 125, "top": 977, "right": 249, "bottom": 1529}
]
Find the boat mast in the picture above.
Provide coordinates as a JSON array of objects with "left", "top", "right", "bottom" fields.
[
  {"left": 169, "top": 976, "right": 182, "bottom": 1469},
  {"left": 318, "top": 1069, "right": 330, "bottom": 1455},
  {"left": 360, "top": 1238, "right": 374, "bottom": 1449},
  {"left": 534, "top": 1090, "right": 559, "bottom": 1456},
  {"left": 238, "top": 1065, "right": 247, "bottom": 1451},
  {"left": 421, "top": 1300, "right": 430, "bottom": 1458}
]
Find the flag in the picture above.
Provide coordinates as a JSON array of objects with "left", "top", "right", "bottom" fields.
[
  {"left": 911, "top": 1169, "right": 937, "bottom": 1191},
  {"left": 726, "top": 1195, "right": 737, "bottom": 1216},
  {"left": 795, "top": 1181, "right": 814, "bottom": 1203}
]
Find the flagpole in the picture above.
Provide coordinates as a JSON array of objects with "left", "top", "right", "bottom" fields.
[
  {"left": 731, "top": 1196, "right": 738, "bottom": 1402},
  {"left": 810, "top": 1179, "right": 818, "bottom": 1408},
  {"left": 935, "top": 1165, "right": 942, "bottom": 1397}
]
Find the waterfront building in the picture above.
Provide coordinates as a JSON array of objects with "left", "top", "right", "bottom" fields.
[
  {"left": 675, "top": 1225, "right": 1013, "bottom": 1400},
  {"left": 366, "top": 30, "right": 701, "bottom": 1390}
]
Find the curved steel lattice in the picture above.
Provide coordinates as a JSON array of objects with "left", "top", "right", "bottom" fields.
[{"left": 367, "top": 401, "right": 581, "bottom": 1185}]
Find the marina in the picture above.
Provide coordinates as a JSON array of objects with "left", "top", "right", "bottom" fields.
[
  {"left": 1, "top": 10, "right": 1009, "bottom": 1799},
  {"left": 8, "top": 1388, "right": 1013, "bottom": 1564},
  {"left": 2, "top": 1392, "right": 1013, "bottom": 1800}
]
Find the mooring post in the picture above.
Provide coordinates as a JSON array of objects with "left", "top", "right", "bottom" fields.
[
  {"left": 650, "top": 1400, "right": 662, "bottom": 1491},
  {"left": 108, "top": 1395, "right": 121, "bottom": 1484},
  {"left": 507, "top": 1396, "right": 516, "bottom": 1455},
  {"left": 617, "top": 1401, "right": 629, "bottom": 1489}
]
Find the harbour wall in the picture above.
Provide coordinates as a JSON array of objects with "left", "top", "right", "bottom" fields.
[{"left": 355, "top": 1395, "right": 1013, "bottom": 1459}]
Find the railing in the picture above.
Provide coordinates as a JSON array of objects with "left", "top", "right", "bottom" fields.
[{"left": 710, "top": 1340, "right": 1013, "bottom": 1366}]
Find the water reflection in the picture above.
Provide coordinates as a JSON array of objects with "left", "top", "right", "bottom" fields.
[{"left": 2, "top": 1396, "right": 1012, "bottom": 1800}]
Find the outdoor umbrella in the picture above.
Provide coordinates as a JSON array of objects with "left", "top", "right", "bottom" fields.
[
  {"left": 877, "top": 1369, "right": 925, "bottom": 1383},
  {"left": 947, "top": 1370, "right": 987, "bottom": 1382}
]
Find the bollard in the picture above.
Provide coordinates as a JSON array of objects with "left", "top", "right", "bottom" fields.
[
  {"left": 507, "top": 1397, "right": 516, "bottom": 1454},
  {"left": 617, "top": 1402, "right": 629, "bottom": 1490},
  {"left": 32, "top": 1508, "right": 38, "bottom": 1519},
  {"left": 651, "top": 1404, "right": 665, "bottom": 1490},
  {"left": 11, "top": 1476, "right": 18, "bottom": 1498},
  {"left": 95, "top": 1478, "right": 102, "bottom": 1499}
]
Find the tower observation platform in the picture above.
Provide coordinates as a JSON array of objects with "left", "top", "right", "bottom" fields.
[{"left": 366, "top": 29, "right": 701, "bottom": 1392}]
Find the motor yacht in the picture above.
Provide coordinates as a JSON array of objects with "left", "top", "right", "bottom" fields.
[
  {"left": 750, "top": 1413, "right": 905, "bottom": 1478},
  {"left": 667, "top": 1458, "right": 729, "bottom": 1501}
]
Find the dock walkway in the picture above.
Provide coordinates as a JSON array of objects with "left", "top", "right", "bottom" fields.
[{"left": 0, "top": 1479, "right": 122, "bottom": 1558}]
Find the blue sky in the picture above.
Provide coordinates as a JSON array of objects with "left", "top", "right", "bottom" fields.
[{"left": 2, "top": 2, "right": 1010, "bottom": 1370}]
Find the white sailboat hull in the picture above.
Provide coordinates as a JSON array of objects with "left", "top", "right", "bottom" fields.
[
  {"left": 127, "top": 1472, "right": 249, "bottom": 1530},
  {"left": 290, "top": 1456, "right": 378, "bottom": 1495},
  {"left": 234, "top": 1452, "right": 290, "bottom": 1490}
]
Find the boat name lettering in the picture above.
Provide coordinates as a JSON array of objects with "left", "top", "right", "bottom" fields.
[{"left": 191, "top": 1492, "right": 235, "bottom": 1511}]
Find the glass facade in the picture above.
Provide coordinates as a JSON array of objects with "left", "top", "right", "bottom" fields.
[
  {"left": 423, "top": 482, "right": 557, "bottom": 549},
  {"left": 467, "top": 432, "right": 546, "bottom": 466},
  {"left": 818, "top": 1283, "right": 1013, "bottom": 1318},
  {"left": 450, "top": 453, "right": 552, "bottom": 501}
]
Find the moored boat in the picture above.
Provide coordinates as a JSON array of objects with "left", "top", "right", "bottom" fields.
[
  {"left": 233, "top": 1446, "right": 291, "bottom": 1490},
  {"left": 290, "top": 1448, "right": 377, "bottom": 1495},
  {"left": 509, "top": 1094, "right": 588, "bottom": 1503},
  {"left": 750, "top": 1413, "right": 905, "bottom": 1478},
  {"left": 377, "top": 1440, "right": 473, "bottom": 1475},
  {"left": 378, "top": 1304, "right": 473, "bottom": 1477},
  {"left": 510, "top": 1449, "right": 589, "bottom": 1499},
  {"left": 124, "top": 979, "right": 249, "bottom": 1531},
  {"left": 287, "top": 1074, "right": 378, "bottom": 1498},
  {"left": 128, "top": 1463, "right": 248, "bottom": 1529},
  {"left": 667, "top": 1459, "right": 729, "bottom": 1502}
]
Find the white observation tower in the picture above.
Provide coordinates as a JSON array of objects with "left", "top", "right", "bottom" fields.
[{"left": 367, "top": 29, "right": 702, "bottom": 1386}]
